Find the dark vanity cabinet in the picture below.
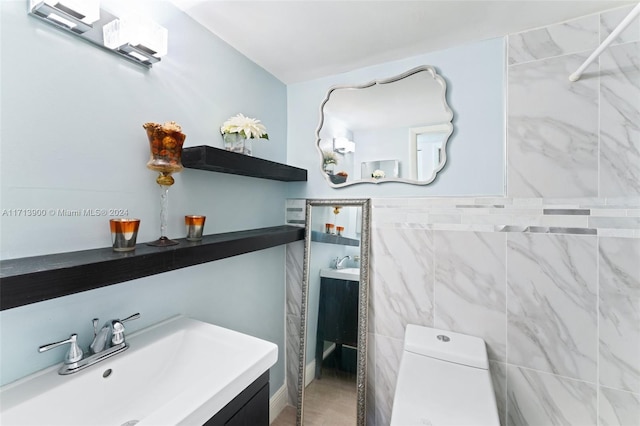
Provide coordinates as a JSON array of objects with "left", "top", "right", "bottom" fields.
[
  {"left": 204, "top": 371, "right": 269, "bottom": 426},
  {"left": 315, "top": 277, "right": 359, "bottom": 378}
]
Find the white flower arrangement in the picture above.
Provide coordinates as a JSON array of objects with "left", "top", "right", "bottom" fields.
[
  {"left": 322, "top": 150, "right": 338, "bottom": 165},
  {"left": 372, "top": 169, "right": 386, "bottom": 179},
  {"left": 220, "top": 113, "right": 269, "bottom": 139}
]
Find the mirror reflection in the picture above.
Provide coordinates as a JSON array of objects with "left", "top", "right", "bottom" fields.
[
  {"left": 317, "top": 66, "right": 453, "bottom": 187},
  {"left": 298, "top": 199, "right": 370, "bottom": 426}
]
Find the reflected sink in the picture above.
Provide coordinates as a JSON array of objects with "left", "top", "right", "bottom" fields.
[
  {"left": 320, "top": 267, "right": 360, "bottom": 281},
  {"left": 0, "top": 316, "right": 277, "bottom": 426}
]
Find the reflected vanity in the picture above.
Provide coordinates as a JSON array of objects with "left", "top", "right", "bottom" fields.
[
  {"left": 297, "top": 199, "right": 371, "bottom": 426},
  {"left": 316, "top": 65, "right": 454, "bottom": 187}
]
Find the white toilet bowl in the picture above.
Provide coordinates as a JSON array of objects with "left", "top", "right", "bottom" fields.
[{"left": 390, "top": 324, "right": 500, "bottom": 426}]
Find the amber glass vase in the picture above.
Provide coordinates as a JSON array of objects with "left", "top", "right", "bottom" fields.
[{"left": 144, "top": 122, "right": 186, "bottom": 247}]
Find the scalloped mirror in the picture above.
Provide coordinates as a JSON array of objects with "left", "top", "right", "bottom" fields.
[{"left": 316, "top": 66, "right": 453, "bottom": 187}]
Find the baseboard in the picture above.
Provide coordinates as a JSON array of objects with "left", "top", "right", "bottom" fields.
[
  {"left": 305, "top": 359, "right": 315, "bottom": 387},
  {"left": 269, "top": 383, "right": 288, "bottom": 424},
  {"left": 304, "top": 343, "right": 337, "bottom": 387}
]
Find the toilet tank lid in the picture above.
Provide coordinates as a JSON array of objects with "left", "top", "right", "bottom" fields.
[{"left": 404, "top": 325, "right": 489, "bottom": 369}]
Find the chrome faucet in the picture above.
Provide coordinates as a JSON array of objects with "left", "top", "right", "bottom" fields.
[
  {"left": 90, "top": 313, "right": 140, "bottom": 354},
  {"left": 39, "top": 312, "right": 140, "bottom": 375},
  {"left": 333, "top": 255, "right": 352, "bottom": 269}
]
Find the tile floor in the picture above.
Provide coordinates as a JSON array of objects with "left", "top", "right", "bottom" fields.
[{"left": 271, "top": 368, "right": 357, "bottom": 425}]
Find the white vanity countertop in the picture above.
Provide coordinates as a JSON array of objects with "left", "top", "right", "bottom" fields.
[{"left": 320, "top": 268, "right": 360, "bottom": 281}]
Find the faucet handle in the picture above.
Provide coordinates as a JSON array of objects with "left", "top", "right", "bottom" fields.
[
  {"left": 121, "top": 312, "right": 140, "bottom": 323},
  {"left": 39, "top": 333, "right": 83, "bottom": 364},
  {"left": 111, "top": 312, "right": 140, "bottom": 345}
]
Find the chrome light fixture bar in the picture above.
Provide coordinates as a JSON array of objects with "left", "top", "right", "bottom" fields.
[
  {"left": 114, "top": 43, "right": 160, "bottom": 66},
  {"left": 333, "top": 137, "right": 356, "bottom": 154},
  {"left": 103, "top": 15, "right": 168, "bottom": 66},
  {"left": 27, "top": 1, "right": 167, "bottom": 69},
  {"left": 29, "top": 0, "right": 100, "bottom": 34}
]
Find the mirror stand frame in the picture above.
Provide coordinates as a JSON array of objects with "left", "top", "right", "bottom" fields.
[{"left": 296, "top": 198, "right": 371, "bottom": 426}]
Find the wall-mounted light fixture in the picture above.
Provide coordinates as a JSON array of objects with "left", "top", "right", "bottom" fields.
[
  {"left": 333, "top": 137, "right": 355, "bottom": 154},
  {"left": 28, "top": 1, "right": 167, "bottom": 68},
  {"left": 29, "top": 0, "right": 100, "bottom": 34},
  {"left": 103, "top": 15, "right": 168, "bottom": 65}
]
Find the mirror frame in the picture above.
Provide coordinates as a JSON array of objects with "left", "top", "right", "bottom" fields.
[
  {"left": 316, "top": 65, "right": 453, "bottom": 187},
  {"left": 296, "top": 198, "right": 371, "bottom": 426}
]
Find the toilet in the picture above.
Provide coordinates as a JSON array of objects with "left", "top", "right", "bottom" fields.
[{"left": 390, "top": 324, "right": 500, "bottom": 426}]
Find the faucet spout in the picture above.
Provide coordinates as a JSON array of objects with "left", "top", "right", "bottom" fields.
[
  {"left": 89, "top": 325, "right": 109, "bottom": 354},
  {"left": 335, "top": 255, "right": 352, "bottom": 269}
]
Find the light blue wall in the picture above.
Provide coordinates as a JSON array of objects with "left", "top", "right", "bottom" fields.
[
  {"left": 0, "top": 0, "right": 290, "bottom": 393},
  {"left": 286, "top": 37, "right": 506, "bottom": 199}
]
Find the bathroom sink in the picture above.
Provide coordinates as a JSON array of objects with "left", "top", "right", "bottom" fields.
[
  {"left": 0, "top": 316, "right": 277, "bottom": 426},
  {"left": 320, "top": 267, "right": 360, "bottom": 281}
]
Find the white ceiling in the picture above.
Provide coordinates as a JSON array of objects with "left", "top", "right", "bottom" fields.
[{"left": 170, "top": 1, "right": 635, "bottom": 84}]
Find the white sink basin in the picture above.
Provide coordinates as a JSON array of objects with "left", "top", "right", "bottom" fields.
[
  {"left": 0, "top": 316, "right": 277, "bottom": 426},
  {"left": 320, "top": 267, "right": 360, "bottom": 281}
]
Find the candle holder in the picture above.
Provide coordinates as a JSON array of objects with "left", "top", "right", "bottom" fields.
[
  {"left": 110, "top": 218, "right": 140, "bottom": 251},
  {"left": 144, "top": 121, "right": 186, "bottom": 247},
  {"left": 185, "top": 215, "right": 206, "bottom": 241}
]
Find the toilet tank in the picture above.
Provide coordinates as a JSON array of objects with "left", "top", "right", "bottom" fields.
[
  {"left": 391, "top": 325, "right": 500, "bottom": 426},
  {"left": 404, "top": 324, "right": 489, "bottom": 369}
]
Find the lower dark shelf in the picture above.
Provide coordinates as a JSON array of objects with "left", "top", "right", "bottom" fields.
[{"left": 0, "top": 225, "right": 304, "bottom": 311}]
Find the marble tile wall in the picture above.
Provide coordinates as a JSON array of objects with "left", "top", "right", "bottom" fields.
[
  {"left": 367, "top": 199, "right": 639, "bottom": 426},
  {"left": 508, "top": 6, "right": 640, "bottom": 199},
  {"left": 284, "top": 5, "right": 639, "bottom": 426},
  {"left": 285, "top": 239, "right": 304, "bottom": 407}
]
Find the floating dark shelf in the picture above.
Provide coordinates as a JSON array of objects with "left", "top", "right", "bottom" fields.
[
  {"left": 0, "top": 225, "right": 304, "bottom": 311},
  {"left": 182, "top": 145, "right": 307, "bottom": 182},
  {"left": 311, "top": 230, "right": 360, "bottom": 247}
]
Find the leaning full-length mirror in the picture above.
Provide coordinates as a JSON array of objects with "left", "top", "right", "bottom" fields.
[
  {"left": 316, "top": 65, "right": 453, "bottom": 187},
  {"left": 297, "top": 199, "right": 371, "bottom": 425}
]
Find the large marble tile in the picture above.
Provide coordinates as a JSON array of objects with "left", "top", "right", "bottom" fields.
[
  {"left": 366, "top": 333, "right": 376, "bottom": 426},
  {"left": 599, "top": 237, "right": 640, "bottom": 393},
  {"left": 508, "top": 14, "right": 598, "bottom": 65},
  {"left": 285, "top": 241, "right": 304, "bottom": 317},
  {"left": 599, "top": 387, "right": 640, "bottom": 426},
  {"left": 508, "top": 53, "right": 599, "bottom": 198},
  {"left": 371, "top": 334, "right": 403, "bottom": 426},
  {"left": 370, "top": 227, "right": 434, "bottom": 339},
  {"left": 434, "top": 231, "right": 507, "bottom": 361},
  {"left": 286, "top": 313, "right": 301, "bottom": 406},
  {"left": 506, "top": 366, "right": 597, "bottom": 426},
  {"left": 490, "top": 360, "right": 507, "bottom": 426},
  {"left": 599, "top": 41, "right": 640, "bottom": 197},
  {"left": 600, "top": 6, "right": 640, "bottom": 45},
  {"left": 507, "top": 233, "right": 598, "bottom": 382}
]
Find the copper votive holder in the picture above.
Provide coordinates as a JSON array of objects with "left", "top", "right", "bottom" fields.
[
  {"left": 110, "top": 218, "right": 140, "bottom": 252},
  {"left": 185, "top": 215, "right": 206, "bottom": 241}
]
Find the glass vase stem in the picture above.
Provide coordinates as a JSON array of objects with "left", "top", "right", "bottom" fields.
[
  {"left": 159, "top": 184, "right": 169, "bottom": 238},
  {"left": 146, "top": 183, "right": 179, "bottom": 247}
]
